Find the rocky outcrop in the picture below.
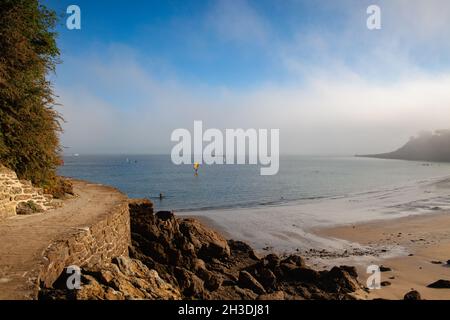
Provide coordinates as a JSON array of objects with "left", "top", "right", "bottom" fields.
[
  {"left": 40, "top": 198, "right": 363, "bottom": 300},
  {"left": 0, "top": 164, "right": 53, "bottom": 219},
  {"left": 40, "top": 256, "right": 181, "bottom": 300},
  {"left": 43, "top": 199, "right": 361, "bottom": 300}
]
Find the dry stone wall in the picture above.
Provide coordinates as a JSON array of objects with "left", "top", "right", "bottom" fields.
[
  {"left": 37, "top": 200, "right": 131, "bottom": 289},
  {"left": 0, "top": 164, "right": 53, "bottom": 220}
]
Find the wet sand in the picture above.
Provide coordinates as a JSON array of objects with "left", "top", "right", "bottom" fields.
[
  {"left": 189, "top": 211, "right": 450, "bottom": 299},
  {"left": 315, "top": 212, "right": 450, "bottom": 300}
]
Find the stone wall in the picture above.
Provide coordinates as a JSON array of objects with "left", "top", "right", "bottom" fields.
[
  {"left": 0, "top": 165, "right": 53, "bottom": 220},
  {"left": 37, "top": 200, "right": 131, "bottom": 289}
]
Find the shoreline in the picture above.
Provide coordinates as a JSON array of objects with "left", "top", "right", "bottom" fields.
[
  {"left": 189, "top": 211, "right": 450, "bottom": 299},
  {"left": 314, "top": 211, "right": 450, "bottom": 300}
]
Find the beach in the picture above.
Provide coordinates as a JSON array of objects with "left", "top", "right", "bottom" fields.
[
  {"left": 315, "top": 212, "right": 450, "bottom": 300},
  {"left": 191, "top": 211, "right": 450, "bottom": 299},
  {"left": 59, "top": 155, "right": 450, "bottom": 300}
]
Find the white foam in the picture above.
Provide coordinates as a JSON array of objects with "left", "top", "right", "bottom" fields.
[{"left": 183, "top": 175, "right": 450, "bottom": 254}]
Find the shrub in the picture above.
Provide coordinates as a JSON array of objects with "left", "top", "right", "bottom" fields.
[{"left": 0, "top": 0, "right": 62, "bottom": 190}]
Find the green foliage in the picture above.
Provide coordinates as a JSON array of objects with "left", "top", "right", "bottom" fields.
[{"left": 0, "top": 0, "right": 62, "bottom": 188}]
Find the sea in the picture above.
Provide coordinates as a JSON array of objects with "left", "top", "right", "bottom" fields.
[{"left": 59, "top": 155, "right": 450, "bottom": 253}]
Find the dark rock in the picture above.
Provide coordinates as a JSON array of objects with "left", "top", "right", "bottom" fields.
[
  {"left": 427, "top": 279, "right": 450, "bottom": 289},
  {"left": 320, "top": 266, "right": 360, "bottom": 294},
  {"left": 287, "top": 267, "right": 320, "bottom": 283},
  {"left": 128, "top": 199, "right": 154, "bottom": 216},
  {"left": 179, "top": 219, "right": 231, "bottom": 259},
  {"left": 155, "top": 211, "right": 174, "bottom": 221},
  {"left": 338, "top": 265, "right": 358, "bottom": 278},
  {"left": 261, "top": 254, "right": 280, "bottom": 270},
  {"left": 238, "top": 271, "right": 266, "bottom": 295},
  {"left": 228, "top": 240, "right": 253, "bottom": 252},
  {"left": 431, "top": 261, "right": 442, "bottom": 265},
  {"left": 174, "top": 268, "right": 207, "bottom": 298},
  {"left": 379, "top": 265, "right": 392, "bottom": 272},
  {"left": 282, "top": 255, "right": 305, "bottom": 268},
  {"left": 205, "top": 274, "right": 223, "bottom": 291},
  {"left": 42, "top": 201, "right": 365, "bottom": 301},
  {"left": 228, "top": 240, "right": 261, "bottom": 260},
  {"left": 381, "top": 281, "right": 391, "bottom": 287},
  {"left": 51, "top": 267, "right": 80, "bottom": 290},
  {"left": 254, "top": 267, "right": 277, "bottom": 290},
  {"left": 404, "top": 290, "right": 421, "bottom": 300}
]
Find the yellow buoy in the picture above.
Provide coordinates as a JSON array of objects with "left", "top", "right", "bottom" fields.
[{"left": 193, "top": 162, "right": 200, "bottom": 176}]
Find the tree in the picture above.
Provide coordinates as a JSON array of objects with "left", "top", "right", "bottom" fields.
[{"left": 0, "top": 0, "right": 62, "bottom": 189}]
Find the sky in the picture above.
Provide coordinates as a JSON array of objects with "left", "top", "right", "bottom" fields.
[{"left": 43, "top": 0, "right": 450, "bottom": 155}]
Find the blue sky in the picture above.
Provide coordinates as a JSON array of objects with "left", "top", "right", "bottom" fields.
[{"left": 42, "top": 0, "right": 450, "bottom": 154}]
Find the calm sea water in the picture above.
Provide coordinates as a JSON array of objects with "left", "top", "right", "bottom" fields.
[{"left": 59, "top": 155, "right": 450, "bottom": 212}]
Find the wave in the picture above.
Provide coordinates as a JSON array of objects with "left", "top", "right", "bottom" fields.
[{"left": 181, "top": 174, "right": 450, "bottom": 215}]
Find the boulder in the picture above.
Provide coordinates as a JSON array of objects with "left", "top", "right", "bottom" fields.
[
  {"left": 319, "top": 266, "right": 360, "bottom": 294},
  {"left": 404, "top": 290, "right": 421, "bottom": 300},
  {"left": 228, "top": 240, "right": 260, "bottom": 260},
  {"left": 179, "top": 218, "right": 231, "bottom": 259},
  {"left": 286, "top": 266, "right": 320, "bottom": 283},
  {"left": 238, "top": 271, "right": 266, "bottom": 295},
  {"left": 155, "top": 211, "right": 174, "bottom": 221},
  {"left": 282, "top": 255, "right": 305, "bottom": 268},
  {"left": 174, "top": 267, "right": 208, "bottom": 299},
  {"left": 255, "top": 268, "right": 277, "bottom": 290},
  {"left": 261, "top": 254, "right": 280, "bottom": 270}
]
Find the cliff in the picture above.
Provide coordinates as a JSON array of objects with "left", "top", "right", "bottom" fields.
[{"left": 357, "top": 130, "right": 450, "bottom": 162}]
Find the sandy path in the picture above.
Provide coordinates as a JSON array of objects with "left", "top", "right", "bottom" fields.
[
  {"left": 316, "top": 212, "right": 450, "bottom": 300},
  {"left": 0, "top": 180, "right": 127, "bottom": 300}
]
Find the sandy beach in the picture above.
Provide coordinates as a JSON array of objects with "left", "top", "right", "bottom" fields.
[
  {"left": 190, "top": 211, "right": 450, "bottom": 300},
  {"left": 314, "top": 212, "right": 450, "bottom": 299}
]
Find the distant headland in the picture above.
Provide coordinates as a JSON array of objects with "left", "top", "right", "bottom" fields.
[{"left": 357, "top": 129, "right": 450, "bottom": 162}]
